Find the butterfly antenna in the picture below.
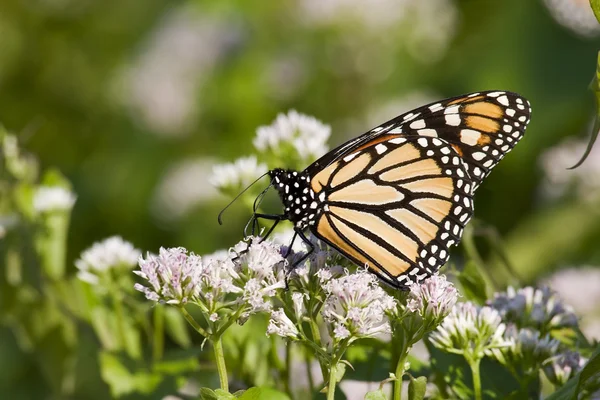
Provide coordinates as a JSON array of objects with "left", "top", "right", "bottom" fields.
[{"left": 218, "top": 171, "right": 270, "bottom": 225}]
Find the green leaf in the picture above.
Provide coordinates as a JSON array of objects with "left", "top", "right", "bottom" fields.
[
  {"left": 457, "top": 261, "right": 489, "bottom": 305},
  {"left": 590, "top": 0, "right": 600, "bottom": 24},
  {"left": 199, "top": 387, "right": 220, "bottom": 400},
  {"left": 408, "top": 376, "right": 427, "bottom": 400},
  {"left": 98, "top": 351, "right": 162, "bottom": 398},
  {"left": 237, "top": 387, "right": 291, "bottom": 400},
  {"left": 569, "top": 50, "right": 600, "bottom": 169},
  {"left": 364, "top": 389, "right": 388, "bottom": 400},
  {"left": 335, "top": 362, "right": 347, "bottom": 383},
  {"left": 164, "top": 306, "right": 192, "bottom": 348},
  {"left": 547, "top": 345, "right": 600, "bottom": 400}
]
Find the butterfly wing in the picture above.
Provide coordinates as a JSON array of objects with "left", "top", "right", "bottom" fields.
[
  {"left": 304, "top": 90, "right": 530, "bottom": 288},
  {"left": 308, "top": 135, "right": 474, "bottom": 288},
  {"left": 307, "top": 90, "right": 531, "bottom": 190}
]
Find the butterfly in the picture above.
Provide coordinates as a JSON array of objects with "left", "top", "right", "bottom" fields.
[{"left": 245, "top": 91, "right": 531, "bottom": 289}]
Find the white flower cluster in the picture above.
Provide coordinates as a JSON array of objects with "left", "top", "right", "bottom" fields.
[
  {"left": 253, "top": 110, "right": 331, "bottom": 164},
  {"left": 322, "top": 269, "right": 396, "bottom": 341},
  {"left": 33, "top": 186, "right": 76, "bottom": 213},
  {"left": 488, "top": 286, "right": 578, "bottom": 331},
  {"left": 76, "top": 236, "right": 141, "bottom": 284},
  {"left": 134, "top": 237, "right": 286, "bottom": 322},
  {"left": 543, "top": 351, "right": 587, "bottom": 386},
  {"left": 406, "top": 274, "right": 458, "bottom": 321},
  {"left": 430, "top": 302, "right": 512, "bottom": 360},
  {"left": 210, "top": 156, "right": 268, "bottom": 194},
  {"left": 498, "top": 326, "right": 560, "bottom": 371}
]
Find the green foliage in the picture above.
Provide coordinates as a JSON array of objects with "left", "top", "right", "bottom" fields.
[
  {"left": 457, "top": 261, "right": 490, "bottom": 305},
  {"left": 407, "top": 376, "right": 427, "bottom": 400}
]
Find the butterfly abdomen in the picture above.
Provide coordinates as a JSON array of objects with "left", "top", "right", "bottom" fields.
[{"left": 269, "top": 168, "right": 322, "bottom": 229}]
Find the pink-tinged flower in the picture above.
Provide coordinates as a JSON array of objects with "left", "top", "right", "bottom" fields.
[
  {"left": 134, "top": 247, "right": 204, "bottom": 305},
  {"left": 406, "top": 275, "right": 458, "bottom": 321},
  {"left": 322, "top": 269, "right": 396, "bottom": 342}
]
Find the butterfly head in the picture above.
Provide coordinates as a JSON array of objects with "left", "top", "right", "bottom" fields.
[{"left": 268, "top": 168, "right": 316, "bottom": 227}]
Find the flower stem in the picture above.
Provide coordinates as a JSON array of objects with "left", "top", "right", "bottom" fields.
[
  {"left": 110, "top": 285, "right": 129, "bottom": 355},
  {"left": 326, "top": 361, "right": 338, "bottom": 400},
  {"left": 468, "top": 357, "right": 482, "bottom": 400},
  {"left": 180, "top": 307, "right": 209, "bottom": 337},
  {"left": 152, "top": 304, "right": 164, "bottom": 362},
  {"left": 212, "top": 335, "right": 229, "bottom": 392},
  {"left": 393, "top": 353, "right": 407, "bottom": 400},
  {"left": 308, "top": 318, "right": 328, "bottom": 380}
]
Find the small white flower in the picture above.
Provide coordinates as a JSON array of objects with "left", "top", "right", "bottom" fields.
[
  {"left": 33, "top": 186, "right": 76, "bottom": 213},
  {"left": 76, "top": 236, "right": 141, "bottom": 284},
  {"left": 210, "top": 156, "right": 268, "bottom": 193},
  {"left": 430, "top": 302, "right": 512, "bottom": 359},
  {"left": 489, "top": 286, "right": 578, "bottom": 331},
  {"left": 322, "top": 269, "right": 396, "bottom": 341},
  {"left": 232, "top": 237, "right": 287, "bottom": 321},
  {"left": 267, "top": 309, "right": 300, "bottom": 339},
  {"left": 134, "top": 247, "right": 204, "bottom": 305},
  {"left": 498, "top": 326, "right": 561, "bottom": 371},
  {"left": 406, "top": 275, "right": 458, "bottom": 321},
  {"left": 253, "top": 110, "right": 331, "bottom": 163},
  {"left": 543, "top": 351, "right": 587, "bottom": 386}
]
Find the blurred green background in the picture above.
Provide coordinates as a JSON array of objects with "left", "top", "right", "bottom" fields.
[{"left": 1, "top": 0, "right": 600, "bottom": 397}]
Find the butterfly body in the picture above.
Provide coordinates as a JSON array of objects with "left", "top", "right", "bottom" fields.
[{"left": 260, "top": 91, "right": 531, "bottom": 289}]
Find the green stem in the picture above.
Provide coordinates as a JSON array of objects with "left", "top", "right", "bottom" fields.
[
  {"left": 308, "top": 319, "right": 328, "bottom": 381},
  {"left": 110, "top": 286, "right": 128, "bottom": 354},
  {"left": 305, "top": 348, "right": 315, "bottom": 394},
  {"left": 393, "top": 353, "right": 408, "bottom": 400},
  {"left": 326, "top": 360, "right": 338, "bottom": 400},
  {"left": 284, "top": 341, "right": 292, "bottom": 397},
  {"left": 213, "top": 335, "right": 229, "bottom": 392},
  {"left": 152, "top": 304, "right": 164, "bottom": 362},
  {"left": 468, "top": 357, "right": 482, "bottom": 400},
  {"left": 180, "top": 307, "right": 209, "bottom": 337}
]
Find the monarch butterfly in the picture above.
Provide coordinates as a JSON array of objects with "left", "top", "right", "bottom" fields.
[{"left": 233, "top": 91, "right": 531, "bottom": 289}]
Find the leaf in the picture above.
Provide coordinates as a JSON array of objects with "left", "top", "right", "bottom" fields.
[
  {"left": 237, "top": 387, "right": 291, "bottom": 400},
  {"left": 546, "top": 345, "right": 600, "bottom": 400},
  {"left": 199, "top": 387, "right": 220, "bottom": 400},
  {"left": 164, "top": 306, "right": 192, "bottom": 348},
  {"left": 408, "top": 376, "right": 427, "bottom": 400},
  {"left": 457, "top": 261, "right": 489, "bottom": 305},
  {"left": 98, "top": 351, "right": 162, "bottom": 397},
  {"left": 569, "top": 50, "right": 600, "bottom": 169},
  {"left": 590, "top": 0, "right": 600, "bottom": 24},
  {"left": 335, "top": 362, "right": 347, "bottom": 383},
  {"left": 364, "top": 389, "right": 388, "bottom": 400}
]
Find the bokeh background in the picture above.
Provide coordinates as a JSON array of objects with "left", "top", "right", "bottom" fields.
[{"left": 1, "top": 0, "right": 600, "bottom": 398}]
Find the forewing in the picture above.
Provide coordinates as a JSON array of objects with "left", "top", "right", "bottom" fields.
[{"left": 307, "top": 90, "right": 531, "bottom": 191}]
